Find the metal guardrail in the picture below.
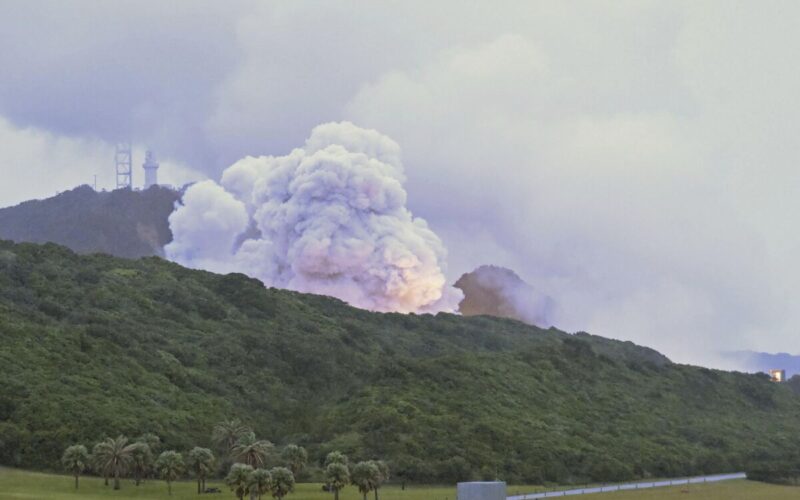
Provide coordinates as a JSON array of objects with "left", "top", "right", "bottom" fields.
[{"left": 507, "top": 472, "right": 747, "bottom": 499}]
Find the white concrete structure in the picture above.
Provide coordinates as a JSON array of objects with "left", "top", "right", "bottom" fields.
[
  {"left": 143, "top": 150, "right": 160, "bottom": 189},
  {"left": 457, "top": 481, "right": 506, "bottom": 500}
]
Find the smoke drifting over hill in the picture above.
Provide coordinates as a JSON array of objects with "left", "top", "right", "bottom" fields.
[
  {"left": 455, "top": 265, "right": 555, "bottom": 327},
  {"left": 166, "top": 122, "right": 461, "bottom": 313}
]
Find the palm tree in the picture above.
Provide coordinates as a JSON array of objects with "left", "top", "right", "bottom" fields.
[
  {"left": 281, "top": 445, "right": 307, "bottom": 477},
  {"left": 61, "top": 444, "right": 89, "bottom": 489},
  {"left": 91, "top": 441, "right": 111, "bottom": 486},
  {"left": 324, "top": 451, "right": 348, "bottom": 467},
  {"left": 325, "top": 462, "right": 350, "bottom": 500},
  {"left": 213, "top": 419, "right": 252, "bottom": 454},
  {"left": 231, "top": 432, "right": 273, "bottom": 468},
  {"left": 92, "top": 435, "right": 137, "bottom": 490},
  {"left": 370, "top": 460, "right": 389, "bottom": 500},
  {"left": 226, "top": 463, "right": 254, "bottom": 500},
  {"left": 188, "top": 447, "right": 216, "bottom": 494},
  {"left": 248, "top": 468, "right": 271, "bottom": 500},
  {"left": 136, "top": 433, "right": 162, "bottom": 455},
  {"left": 351, "top": 461, "right": 379, "bottom": 500},
  {"left": 269, "top": 467, "right": 295, "bottom": 500},
  {"left": 130, "top": 442, "right": 153, "bottom": 486},
  {"left": 155, "top": 450, "right": 185, "bottom": 496},
  {"left": 371, "top": 460, "right": 389, "bottom": 500}
]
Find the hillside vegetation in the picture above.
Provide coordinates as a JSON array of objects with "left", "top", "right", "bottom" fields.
[
  {"left": 0, "top": 186, "right": 179, "bottom": 258},
  {"left": 0, "top": 241, "right": 799, "bottom": 485}
]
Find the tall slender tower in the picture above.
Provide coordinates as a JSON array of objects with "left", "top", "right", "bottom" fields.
[
  {"left": 142, "top": 150, "right": 160, "bottom": 189},
  {"left": 115, "top": 142, "right": 133, "bottom": 189}
]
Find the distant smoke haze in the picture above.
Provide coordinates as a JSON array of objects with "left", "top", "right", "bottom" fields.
[
  {"left": 719, "top": 351, "right": 800, "bottom": 378},
  {"left": 166, "top": 122, "right": 462, "bottom": 313}
]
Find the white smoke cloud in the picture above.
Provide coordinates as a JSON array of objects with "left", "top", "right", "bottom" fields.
[
  {"left": 163, "top": 180, "right": 249, "bottom": 273},
  {"left": 166, "top": 122, "right": 462, "bottom": 313}
]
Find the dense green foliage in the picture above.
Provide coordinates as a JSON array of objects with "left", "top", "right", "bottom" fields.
[
  {"left": 747, "top": 467, "right": 800, "bottom": 486},
  {"left": 0, "top": 185, "right": 179, "bottom": 258},
  {"left": 1, "top": 240, "right": 800, "bottom": 485}
]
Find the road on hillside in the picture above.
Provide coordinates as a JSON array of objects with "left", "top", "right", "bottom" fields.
[{"left": 506, "top": 472, "right": 747, "bottom": 499}]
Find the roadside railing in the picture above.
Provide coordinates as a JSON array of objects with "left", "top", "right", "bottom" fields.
[{"left": 507, "top": 472, "right": 747, "bottom": 499}]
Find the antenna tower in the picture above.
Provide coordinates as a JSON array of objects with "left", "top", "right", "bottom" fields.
[{"left": 115, "top": 142, "right": 133, "bottom": 189}]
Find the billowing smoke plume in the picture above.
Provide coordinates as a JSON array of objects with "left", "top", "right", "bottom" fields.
[{"left": 165, "top": 122, "right": 462, "bottom": 313}]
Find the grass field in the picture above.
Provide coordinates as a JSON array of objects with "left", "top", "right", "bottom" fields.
[
  {"left": 0, "top": 468, "right": 458, "bottom": 500},
  {"left": 0, "top": 469, "right": 798, "bottom": 500},
  {"left": 581, "top": 480, "right": 800, "bottom": 499}
]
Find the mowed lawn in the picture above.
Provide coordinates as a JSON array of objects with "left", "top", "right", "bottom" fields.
[
  {"left": 1, "top": 469, "right": 799, "bottom": 500},
  {"left": 586, "top": 480, "right": 800, "bottom": 499},
  {"left": 0, "top": 468, "right": 459, "bottom": 500}
]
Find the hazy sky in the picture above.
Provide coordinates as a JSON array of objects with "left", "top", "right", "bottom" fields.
[{"left": 2, "top": 0, "right": 799, "bottom": 364}]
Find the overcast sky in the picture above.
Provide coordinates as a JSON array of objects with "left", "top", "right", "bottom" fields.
[{"left": 2, "top": 0, "right": 799, "bottom": 364}]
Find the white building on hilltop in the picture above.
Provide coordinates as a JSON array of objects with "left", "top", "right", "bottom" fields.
[{"left": 143, "top": 150, "right": 160, "bottom": 189}]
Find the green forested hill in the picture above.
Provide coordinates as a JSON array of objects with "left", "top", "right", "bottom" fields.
[
  {"left": 0, "top": 240, "right": 798, "bottom": 484},
  {"left": 0, "top": 185, "right": 179, "bottom": 258}
]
